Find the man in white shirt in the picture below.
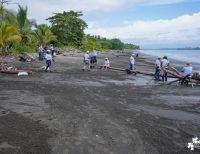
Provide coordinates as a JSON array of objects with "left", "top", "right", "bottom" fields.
[
  {"left": 161, "top": 56, "right": 170, "bottom": 82},
  {"left": 155, "top": 57, "right": 161, "bottom": 80},
  {"left": 92, "top": 49, "right": 97, "bottom": 63},
  {"left": 181, "top": 63, "right": 193, "bottom": 84},
  {"left": 45, "top": 50, "right": 53, "bottom": 72},
  {"left": 129, "top": 54, "right": 135, "bottom": 70},
  {"left": 83, "top": 51, "right": 90, "bottom": 71}
]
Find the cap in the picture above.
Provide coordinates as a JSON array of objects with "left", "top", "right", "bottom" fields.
[
  {"left": 86, "top": 51, "right": 89, "bottom": 53},
  {"left": 105, "top": 57, "right": 108, "bottom": 60},
  {"left": 163, "top": 56, "right": 168, "bottom": 59}
]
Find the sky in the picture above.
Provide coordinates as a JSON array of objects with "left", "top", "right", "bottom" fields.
[{"left": 4, "top": 0, "right": 200, "bottom": 48}]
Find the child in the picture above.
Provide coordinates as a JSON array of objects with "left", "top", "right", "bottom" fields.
[{"left": 102, "top": 58, "right": 110, "bottom": 70}]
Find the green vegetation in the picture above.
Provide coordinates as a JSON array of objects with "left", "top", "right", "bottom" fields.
[
  {"left": 0, "top": 22, "right": 21, "bottom": 55},
  {"left": 81, "top": 35, "right": 140, "bottom": 51},
  {"left": 0, "top": 4, "right": 139, "bottom": 55},
  {"left": 47, "top": 11, "right": 87, "bottom": 47},
  {"left": 33, "top": 24, "right": 57, "bottom": 47}
]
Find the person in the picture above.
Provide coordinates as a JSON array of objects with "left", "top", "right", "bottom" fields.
[
  {"left": 50, "top": 44, "right": 55, "bottom": 57},
  {"left": 129, "top": 54, "right": 135, "bottom": 70},
  {"left": 155, "top": 57, "right": 161, "bottom": 80},
  {"left": 82, "top": 51, "right": 90, "bottom": 71},
  {"left": 102, "top": 57, "right": 110, "bottom": 70},
  {"left": 181, "top": 63, "right": 193, "bottom": 84},
  {"left": 161, "top": 56, "right": 170, "bottom": 82},
  {"left": 44, "top": 50, "right": 53, "bottom": 72},
  {"left": 92, "top": 49, "right": 97, "bottom": 64},
  {"left": 38, "top": 45, "right": 44, "bottom": 61}
]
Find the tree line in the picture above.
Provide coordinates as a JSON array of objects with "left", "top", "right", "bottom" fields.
[{"left": 0, "top": 4, "right": 139, "bottom": 55}]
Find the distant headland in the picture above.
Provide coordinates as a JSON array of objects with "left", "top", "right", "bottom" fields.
[{"left": 159, "top": 47, "right": 200, "bottom": 50}]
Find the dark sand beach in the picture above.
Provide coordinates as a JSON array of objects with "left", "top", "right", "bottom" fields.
[{"left": 0, "top": 51, "right": 200, "bottom": 154}]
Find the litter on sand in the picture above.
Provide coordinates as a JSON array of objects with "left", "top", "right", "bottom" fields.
[{"left": 18, "top": 71, "right": 28, "bottom": 76}]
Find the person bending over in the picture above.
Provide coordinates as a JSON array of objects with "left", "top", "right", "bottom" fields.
[{"left": 181, "top": 63, "right": 192, "bottom": 84}]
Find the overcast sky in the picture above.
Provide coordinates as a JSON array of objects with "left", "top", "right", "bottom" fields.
[{"left": 5, "top": 0, "right": 200, "bottom": 48}]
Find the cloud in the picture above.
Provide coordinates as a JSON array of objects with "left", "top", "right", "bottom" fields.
[
  {"left": 6, "top": 0, "right": 187, "bottom": 22},
  {"left": 86, "top": 12, "right": 200, "bottom": 47},
  {"left": 5, "top": 0, "right": 198, "bottom": 47}
]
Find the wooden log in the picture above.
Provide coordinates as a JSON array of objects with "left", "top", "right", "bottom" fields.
[
  {"left": 169, "top": 67, "right": 200, "bottom": 81},
  {"left": 108, "top": 67, "right": 125, "bottom": 72},
  {"left": 192, "top": 72, "right": 200, "bottom": 81},
  {"left": 108, "top": 67, "right": 177, "bottom": 78},
  {"left": 103, "top": 66, "right": 200, "bottom": 84},
  {"left": 167, "top": 79, "right": 180, "bottom": 85},
  {"left": 166, "top": 69, "right": 184, "bottom": 78},
  {"left": 0, "top": 70, "right": 33, "bottom": 74}
]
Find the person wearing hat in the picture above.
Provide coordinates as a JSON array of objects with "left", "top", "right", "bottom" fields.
[
  {"left": 82, "top": 51, "right": 90, "bottom": 71},
  {"left": 129, "top": 54, "right": 135, "bottom": 70},
  {"left": 102, "top": 57, "right": 110, "bottom": 70},
  {"left": 161, "top": 56, "right": 170, "bottom": 82},
  {"left": 155, "top": 56, "right": 161, "bottom": 80},
  {"left": 180, "top": 63, "right": 193, "bottom": 84},
  {"left": 44, "top": 50, "right": 53, "bottom": 72}
]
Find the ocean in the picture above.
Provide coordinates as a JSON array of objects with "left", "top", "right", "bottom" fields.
[{"left": 140, "top": 49, "right": 200, "bottom": 64}]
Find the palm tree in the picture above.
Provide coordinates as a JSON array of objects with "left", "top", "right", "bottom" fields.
[
  {"left": 15, "top": 5, "right": 33, "bottom": 44},
  {"left": 33, "top": 24, "right": 57, "bottom": 47},
  {"left": 0, "top": 22, "right": 21, "bottom": 55}
]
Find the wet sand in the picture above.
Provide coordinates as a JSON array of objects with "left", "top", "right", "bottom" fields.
[{"left": 0, "top": 52, "right": 200, "bottom": 154}]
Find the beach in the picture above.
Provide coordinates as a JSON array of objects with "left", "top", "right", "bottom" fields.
[{"left": 0, "top": 51, "right": 200, "bottom": 154}]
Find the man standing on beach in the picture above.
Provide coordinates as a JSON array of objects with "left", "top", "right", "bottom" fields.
[
  {"left": 38, "top": 45, "right": 44, "bottom": 61},
  {"left": 90, "top": 49, "right": 98, "bottom": 68},
  {"left": 82, "top": 51, "right": 90, "bottom": 71},
  {"left": 129, "top": 54, "right": 135, "bottom": 70},
  {"left": 155, "top": 57, "right": 161, "bottom": 80},
  {"left": 161, "top": 56, "right": 169, "bottom": 82},
  {"left": 92, "top": 49, "right": 97, "bottom": 64}
]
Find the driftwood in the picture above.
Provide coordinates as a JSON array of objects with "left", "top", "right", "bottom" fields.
[
  {"left": 0, "top": 70, "right": 33, "bottom": 74},
  {"left": 108, "top": 66, "right": 200, "bottom": 85},
  {"left": 166, "top": 70, "right": 200, "bottom": 85},
  {"left": 108, "top": 67, "right": 176, "bottom": 78}
]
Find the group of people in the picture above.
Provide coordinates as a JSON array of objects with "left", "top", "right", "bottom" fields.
[
  {"left": 82, "top": 49, "right": 110, "bottom": 71},
  {"left": 39, "top": 46, "right": 193, "bottom": 84},
  {"left": 154, "top": 56, "right": 169, "bottom": 82},
  {"left": 127, "top": 52, "right": 193, "bottom": 84},
  {"left": 154, "top": 56, "right": 193, "bottom": 84},
  {"left": 37, "top": 44, "right": 56, "bottom": 72}
]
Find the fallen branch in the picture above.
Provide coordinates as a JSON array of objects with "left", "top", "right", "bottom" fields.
[{"left": 0, "top": 69, "right": 33, "bottom": 74}]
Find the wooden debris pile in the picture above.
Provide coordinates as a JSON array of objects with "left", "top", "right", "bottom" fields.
[{"left": 0, "top": 63, "right": 32, "bottom": 74}]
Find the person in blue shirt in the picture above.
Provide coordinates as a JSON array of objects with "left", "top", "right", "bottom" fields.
[{"left": 44, "top": 50, "right": 53, "bottom": 72}]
